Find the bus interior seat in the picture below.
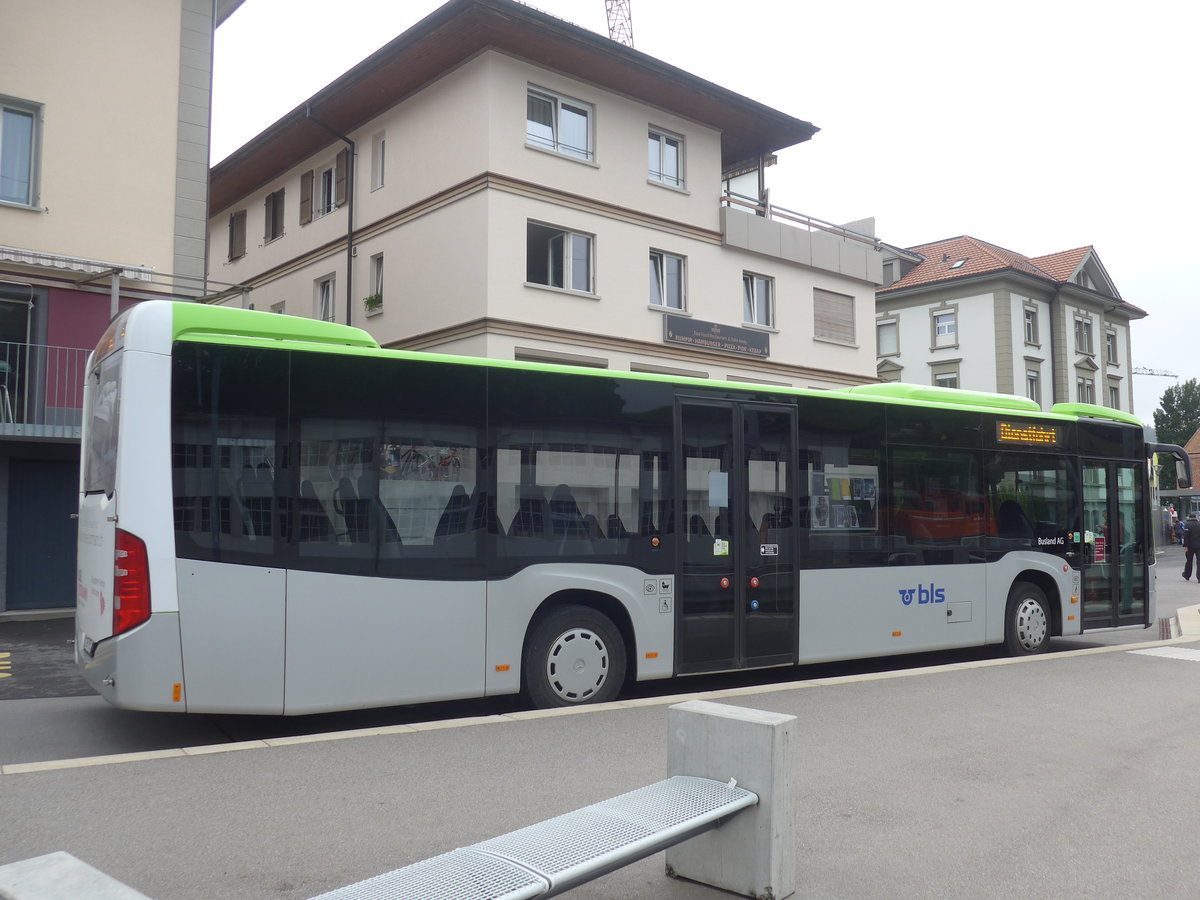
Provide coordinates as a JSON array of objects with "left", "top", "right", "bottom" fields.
[
  {"left": 510, "top": 487, "right": 547, "bottom": 538},
  {"left": 606, "top": 514, "right": 630, "bottom": 539},
  {"left": 435, "top": 485, "right": 472, "bottom": 539},
  {"left": 298, "top": 479, "right": 334, "bottom": 542},
  {"left": 549, "top": 484, "right": 588, "bottom": 538},
  {"left": 997, "top": 500, "right": 1035, "bottom": 542}
]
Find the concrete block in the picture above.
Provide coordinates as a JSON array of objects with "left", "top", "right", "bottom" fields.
[
  {"left": 666, "top": 700, "right": 797, "bottom": 900},
  {"left": 0, "top": 851, "right": 153, "bottom": 899}
]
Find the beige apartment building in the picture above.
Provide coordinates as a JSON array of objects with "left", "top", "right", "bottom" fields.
[
  {"left": 0, "top": 0, "right": 237, "bottom": 611},
  {"left": 208, "top": 0, "right": 885, "bottom": 388}
]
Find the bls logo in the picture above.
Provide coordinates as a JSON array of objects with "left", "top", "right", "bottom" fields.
[{"left": 899, "top": 584, "right": 946, "bottom": 605}]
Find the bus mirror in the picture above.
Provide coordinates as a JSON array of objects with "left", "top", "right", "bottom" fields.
[{"left": 1151, "top": 444, "right": 1192, "bottom": 490}]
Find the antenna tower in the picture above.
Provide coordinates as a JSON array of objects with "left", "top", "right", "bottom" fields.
[{"left": 605, "top": 0, "right": 634, "bottom": 47}]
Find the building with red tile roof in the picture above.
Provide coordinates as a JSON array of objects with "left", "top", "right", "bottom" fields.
[{"left": 875, "top": 236, "right": 1146, "bottom": 413}]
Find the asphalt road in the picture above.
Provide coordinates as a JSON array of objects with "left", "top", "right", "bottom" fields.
[{"left": 2, "top": 545, "right": 1194, "bottom": 768}]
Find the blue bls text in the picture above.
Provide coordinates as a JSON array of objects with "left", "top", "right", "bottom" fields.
[{"left": 899, "top": 584, "right": 946, "bottom": 605}]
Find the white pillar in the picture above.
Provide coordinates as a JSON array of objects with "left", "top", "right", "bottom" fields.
[{"left": 666, "top": 700, "right": 797, "bottom": 900}]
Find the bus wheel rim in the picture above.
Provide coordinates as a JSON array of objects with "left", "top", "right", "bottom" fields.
[
  {"left": 1015, "top": 597, "right": 1048, "bottom": 650},
  {"left": 545, "top": 628, "right": 609, "bottom": 702}
]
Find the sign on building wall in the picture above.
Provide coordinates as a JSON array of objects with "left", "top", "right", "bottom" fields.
[{"left": 663, "top": 315, "right": 769, "bottom": 358}]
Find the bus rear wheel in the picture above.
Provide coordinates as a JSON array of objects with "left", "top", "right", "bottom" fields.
[
  {"left": 1004, "top": 581, "right": 1050, "bottom": 655},
  {"left": 524, "top": 605, "right": 626, "bottom": 708}
]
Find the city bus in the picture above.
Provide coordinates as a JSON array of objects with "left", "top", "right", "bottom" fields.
[{"left": 76, "top": 302, "right": 1192, "bottom": 714}]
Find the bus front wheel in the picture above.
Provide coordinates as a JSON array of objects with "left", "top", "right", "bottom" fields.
[
  {"left": 1004, "top": 581, "right": 1050, "bottom": 655},
  {"left": 523, "top": 605, "right": 627, "bottom": 708}
]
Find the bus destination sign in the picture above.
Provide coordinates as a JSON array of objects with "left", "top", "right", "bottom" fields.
[
  {"left": 663, "top": 315, "right": 769, "bottom": 358},
  {"left": 996, "top": 420, "right": 1062, "bottom": 446}
]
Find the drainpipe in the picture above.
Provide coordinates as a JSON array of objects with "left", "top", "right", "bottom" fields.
[
  {"left": 305, "top": 104, "right": 356, "bottom": 327},
  {"left": 1048, "top": 286, "right": 1061, "bottom": 405}
]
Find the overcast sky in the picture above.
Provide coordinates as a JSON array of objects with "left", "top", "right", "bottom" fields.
[{"left": 212, "top": 0, "right": 1199, "bottom": 423}]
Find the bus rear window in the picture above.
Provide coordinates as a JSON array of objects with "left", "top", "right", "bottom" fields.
[{"left": 84, "top": 353, "right": 121, "bottom": 495}]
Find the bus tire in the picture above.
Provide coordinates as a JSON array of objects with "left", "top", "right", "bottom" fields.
[
  {"left": 1004, "top": 581, "right": 1050, "bottom": 655},
  {"left": 524, "top": 604, "right": 627, "bottom": 708}
]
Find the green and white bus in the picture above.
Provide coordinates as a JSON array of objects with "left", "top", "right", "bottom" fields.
[{"left": 76, "top": 302, "right": 1192, "bottom": 714}]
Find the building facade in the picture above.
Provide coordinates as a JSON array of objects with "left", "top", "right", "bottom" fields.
[
  {"left": 0, "top": 0, "right": 233, "bottom": 611},
  {"left": 876, "top": 236, "right": 1144, "bottom": 412},
  {"left": 207, "top": 0, "right": 885, "bottom": 389}
]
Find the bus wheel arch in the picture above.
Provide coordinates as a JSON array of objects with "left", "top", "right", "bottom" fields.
[
  {"left": 1004, "top": 576, "right": 1056, "bottom": 655},
  {"left": 521, "top": 591, "right": 632, "bottom": 708}
]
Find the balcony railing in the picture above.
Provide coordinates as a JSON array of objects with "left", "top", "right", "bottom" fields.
[
  {"left": 0, "top": 341, "right": 90, "bottom": 440},
  {"left": 722, "top": 191, "right": 882, "bottom": 249}
]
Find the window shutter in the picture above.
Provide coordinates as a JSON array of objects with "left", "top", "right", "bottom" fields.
[
  {"left": 300, "top": 171, "right": 313, "bottom": 224},
  {"left": 334, "top": 149, "right": 348, "bottom": 207},
  {"left": 228, "top": 210, "right": 246, "bottom": 260},
  {"left": 814, "top": 289, "right": 855, "bottom": 343}
]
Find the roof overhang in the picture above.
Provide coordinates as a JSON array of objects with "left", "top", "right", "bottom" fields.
[{"left": 210, "top": 0, "right": 818, "bottom": 214}]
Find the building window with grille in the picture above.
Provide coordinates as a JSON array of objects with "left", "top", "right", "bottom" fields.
[
  {"left": 648, "top": 127, "right": 683, "bottom": 188},
  {"left": 1074, "top": 316, "right": 1094, "bottom": 355},
  {"left": 1076, "top": 375, "right": 1095, "bottom": 404},
  {"left": 742, "top": 273, "right": 773, "bottom": 327},
  {"left": 526, "top": 87, "right": 593, "bottom": 161},
  {"left": 264, "top": 189, "right": 285, "bottom": 243},
  {"left": 814, "top": 289, "right": 856, "bottom": 345},
  {"left": 1108, "top": 384, "right": 1121, "bottom": 409},
  {"left": 932, "top": 308, "right": 957, "bottom": 347},
  {"left": 527, "top": 222, "right": 593, "bottom": 294},
  {"left": 316, "top": 275, "right": 336, "bottom": 322},
  {"left": 1024, "top": 307, "right": 1039, "bottom": 345},
  {"left": 1105, "top": 330, "right": 1118, "bottom": 365},
  {"left": 1027, "top": 370, "right": 1041, "bottom": 405},
  {"left": 648, "top": 250, "right": 684, "bottom": 309}
]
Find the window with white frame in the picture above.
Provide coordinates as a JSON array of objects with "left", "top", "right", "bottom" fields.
[
  {"left": 877, "top": 320, "right": 899, "bottom": 356},
  {"left": 1074, "top": 316, "right": 1094, "bottom": 354},
  {"left": 1023, "top": 307, "right": 1039, "bottom": 345},
  {"left": 742, "top": 273, "right": 773, "bottom": 327},
  {"left": 1027, "top": 369, "right": 1041, "bottom": 405},
  {"left": 371, "top": 132, "right": 385, "bottom": 190},
  {"left": 814, "top": 289, "right": 855, "bottom": 344},
  {"left": 933, "top": 370, "right": 959, "bottom": 389},
  {"left": 318, "top": 164, "right": 336, "bottom": 217},
  {"left": 648, "top": 127, "right": 683, "bottom": 187},
  {"left": 316, "top": 276, "right": 336, "bottom": 322},
  {"left": 368, "top": 253, "right": 384, "bottom": 309},
  {"left": 527, "top": 222, "right": 593, "bottom": 293},
  {"left": 526, "top": 87, "right": 592, "bottom": 161},
  {"left": 648, "top": 250, "right": 684, "bottom": 309},
  {"left": 1108, "top": 384, "right": 1121, "bottom": 409},
  {"left": 933, "top": 309, "right": 957, "bottom": 347},
  {"left": 0, "top": 97, "right": 40, "bottom": 207},
  {"left": 264, "top": 188, "right": 285, "bottom": 243},
  {"left": 1076, "top": 374, "right": 1095, "bottom": 404},
  {"left": 1105, "top": 330, "right": 1118, "bottom": 365}
]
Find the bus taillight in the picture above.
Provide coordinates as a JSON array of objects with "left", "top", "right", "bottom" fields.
[{"left": 113, "top": 529, "right": 151, "bottom": 635}]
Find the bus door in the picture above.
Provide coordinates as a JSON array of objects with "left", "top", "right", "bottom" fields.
[
  {"left": 676, "top": 400, "right": 796, "bottom": 674},
  {"left": 1079, "top": 459, "right": 1147, "bottom": 628}
]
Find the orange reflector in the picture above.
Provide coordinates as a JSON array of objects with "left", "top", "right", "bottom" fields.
[
  {"left": 1071, "top": 596, "right": 1079, "bottom": 604},
  {"left": 1067, "top": 615, "right": 1075, "bottom": 621},
  {"left": 645, "top": 651, "right": 658, "bottom": 659},
  {"left": 892, "top": 631, "right": 902, "bottom": 637},
  {"left": 172, "top": 683, "right": 182, "bottom": 703},
  {"left": 495, "top": 664, "right": 510, "bottom": 672}
]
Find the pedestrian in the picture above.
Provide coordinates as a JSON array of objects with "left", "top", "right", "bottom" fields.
[
  {"left": 1184, "top": 515, "right": 1200, "bottom": 582},
  {"left": 1175, "top": 518, "right": 1187, "bottom": 547}
]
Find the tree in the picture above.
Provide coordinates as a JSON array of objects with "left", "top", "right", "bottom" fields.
[{"left": 1153, "top": 379, "right": 1200, "bottom": 490}]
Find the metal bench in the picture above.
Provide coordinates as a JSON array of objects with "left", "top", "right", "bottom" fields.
[{"left": 309, "top": 775, "right": 758, "bottom": 900}]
